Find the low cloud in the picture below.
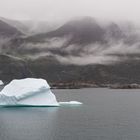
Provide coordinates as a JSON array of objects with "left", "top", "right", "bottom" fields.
[
  {"left": 14, "top": 37, "right": 140, "bottom": 65},
  {"left": 1, "top": 23, "right": 140, "bottom": 65},
  {"left": 54, "top": 41, "right": 140, "bottom": 65}
]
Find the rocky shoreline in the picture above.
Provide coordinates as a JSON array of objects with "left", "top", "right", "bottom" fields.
[
  {"left": 1, "top": 81, "right": 140, "bottom": 89},
  {"left": 50, "top": 83, "right": 140, "bottom": 89},
  {"left": 108, "top": 84, "right": 140, "bottom": 89},
  {"left": 50, "top": 82, "right": 99, "bottom": 89}
]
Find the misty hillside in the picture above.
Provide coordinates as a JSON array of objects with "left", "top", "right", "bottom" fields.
[
  {"left": 28, "top": 57, "right": 140, "bottom": 85},
  {"left": 4, "top": 17, "right": 127, "bottom": 56},
  {"left": 0, "top": 19, "right": 22, "bottom": 38},
  {"left": 1, "top": 17, "right": 140, "bottom": 86},
  {"left": 0, "top": 54, "right": 32, "bottom": 83},
  {"left": 0, "top": 17, "right": 29, "bottom": 35},
  {"left": 6, "top": 17, "right": 140, "bottom": 59},
  {"left": 0, "top": 17, "right": 59, "bottom": 35},
  {"left": 21, "top": 20, "right": 59, "bottom": 35},
  {"left": 28, "top": 17, "right": 106, "bottom": 44}
]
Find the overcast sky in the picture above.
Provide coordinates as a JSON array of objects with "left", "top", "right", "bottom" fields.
[{"left": 0, "top": 0, "right": 139, "bottom": 23}]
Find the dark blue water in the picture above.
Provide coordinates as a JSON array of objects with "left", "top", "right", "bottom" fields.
[{"left": 1, "top": 88, "right": 140, "bottom": 140}]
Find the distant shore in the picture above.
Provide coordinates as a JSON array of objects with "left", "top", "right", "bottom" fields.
[
  {"left": 1, "top": 83, "right": 140, "bottom": 90},
  {"left": 50, "top": 82, "right": 99, "bottom": 89},
  {"left": 50, "top": 83, "right": 140, "bottom": 89},
  {"left": 108, "top": 84, "right": 140, "bottom": 89}
]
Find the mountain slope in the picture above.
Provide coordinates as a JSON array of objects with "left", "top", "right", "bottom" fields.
[
  {"left": 28, "top": 57, "right": 140, "bottom": 86},
  {"left": 27, "top": 17, "right": 106, "bottom": 44},
  {"left": 0, "top": 17, "right": 59, "bottom": 35},
  {"left": 1, "top": 17, "right": 140, "bottom": 86},
  {"left": 0, "top": 19, "right": 22, "bottom": 38},
  {"left": 0, "top": 54, "right": 32, "bottom": 83}
]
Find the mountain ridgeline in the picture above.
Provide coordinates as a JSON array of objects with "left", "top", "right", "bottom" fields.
[{"left": 0, "top": 17, "right": 140, "bottom": 87}]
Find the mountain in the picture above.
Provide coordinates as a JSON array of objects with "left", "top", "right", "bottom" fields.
[
  {"left": 28, "top": 57, "right": 140, "bottom": 87},
  {"left": 1, "top": 17, "right": 140, "bottom": 87},
  {"left": 21, "top": 20, "right": 59, "bottom": 35},
  {"left": 2, "top": 17, "right": 140, "bottom": 59},
  {"left": 0, "top": 19, "right": 22, "bottom": 38},
  {"left": 0, "top": 17, "right": 59, "bottom": 35},
  {"left": 0, "top": 17, "right": 29, "bottom": 35},
  {"left": 105, "top": 22, "right": 126, "bottom": 42},
  {"left": 0, "top": 54, "right": 32, "bottom": 83},
  {"left": 6, "top": 17, "right": 108, "bottom": 56},
  {"left": 27, "top": 17, "right": 106, "bottom": 44}
]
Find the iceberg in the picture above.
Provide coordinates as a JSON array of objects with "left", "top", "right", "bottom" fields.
[{"left": 0, "top": 78, "right": 59, "bottom": 106}]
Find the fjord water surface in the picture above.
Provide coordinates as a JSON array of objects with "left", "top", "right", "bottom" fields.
[{"left": 0, "top": 88, "right": 140, "bottom": 140}]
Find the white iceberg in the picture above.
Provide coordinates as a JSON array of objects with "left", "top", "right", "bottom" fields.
[{"left": 0, "top": 78, "right": 59, "bottom": 106}]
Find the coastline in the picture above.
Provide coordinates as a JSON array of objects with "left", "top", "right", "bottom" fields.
[
  {"left": 1, "top": 83, "right": 140, "bottom": 90},
  {"left": 50, "top": 83, "right": 140, "bottom": 89}
]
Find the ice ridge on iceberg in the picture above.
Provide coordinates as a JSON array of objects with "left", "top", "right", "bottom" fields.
[{"left": 0, "top": 78, "right": 59, "bottom": 106}]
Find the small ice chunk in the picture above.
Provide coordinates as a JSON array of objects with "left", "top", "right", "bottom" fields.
[
  {"left": 59, "top": 101, "right": 83, "bottom": 105},
  {"left": 0, "top": 78, "right": 59, "bottom": 106}
]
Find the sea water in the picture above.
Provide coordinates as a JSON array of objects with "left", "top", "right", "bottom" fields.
[{"left": 0, "top": 88, "right": 140, "bottom": 140}]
